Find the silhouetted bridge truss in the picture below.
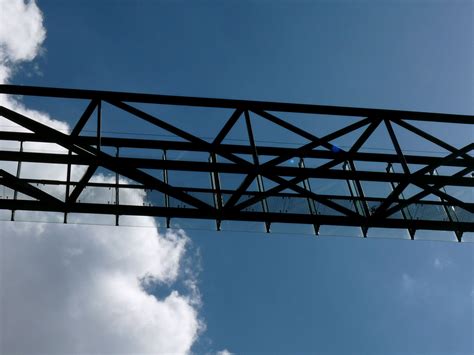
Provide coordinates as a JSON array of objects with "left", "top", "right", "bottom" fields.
[{"left": 0, "top": 85, "right": 472, "bottom": 241}]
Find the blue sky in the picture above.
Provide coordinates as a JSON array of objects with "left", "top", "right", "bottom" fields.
[{"left": 8, "top": 0, "right": 474, "bottom": 354}]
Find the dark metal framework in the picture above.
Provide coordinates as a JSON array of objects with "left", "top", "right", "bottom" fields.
[{"left": 0, "top": 85, "right": 472, "bottom": 241}]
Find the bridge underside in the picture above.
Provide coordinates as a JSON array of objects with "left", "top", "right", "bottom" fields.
[{"left": 0, "top": 85, "right": 472, "bottom": 241}]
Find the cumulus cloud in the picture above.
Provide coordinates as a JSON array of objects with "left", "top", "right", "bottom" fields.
[
  {"left": 0, "top": 221, "right": 203, "bottom": 354},
  {"left": 0, "top": 0, "right": 46, "bottom": 83},
  {"left": 0, "top": 1, "right": 203, "bottom": 353}
]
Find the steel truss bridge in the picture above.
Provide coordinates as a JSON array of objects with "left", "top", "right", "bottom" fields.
[{"left": 0, "top": 85, "right": 472, "bottom": 241}]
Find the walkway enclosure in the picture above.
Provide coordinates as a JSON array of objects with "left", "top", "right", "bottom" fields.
[{"left": 0, "top": 85, "right": 472, "bottom": 241}]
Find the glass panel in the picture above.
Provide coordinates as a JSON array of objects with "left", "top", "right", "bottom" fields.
[
  {"left": 386, "top": 209, "right": 404, "bottom": 220},
  {"left": 239, "top": 194, "right": 263, "bottom": 212},
  {"left": 188, "top": 191, "right": 215, "bottom": 208},
  {"left": 457, "top": 208, "right": 473, "bottom": 223},
  {"left": 270, "top": 223, "right": 316, "bottom": 236},
  {"left": 67, "top": 213, "right": 115, "bottom": 226},
  {"left": 368, "top": 228, "right": 411, "bottom": 240},
  {"left": 407, "top": 203, "right": 446, "bottom": 221},
  {"left": 314, "top": 199, "right": 345, "bottom": 216},
  {"left": 461, "top": 232, "right": 474, "bottom": 243},
  {"left": 168, "top": 218, "right": 216, "bottom": 232},
  {"left": 319, "top": 225, "right": 362, "bottom": 238},
  {"left": 413, "top": 230, "right": 458, "bottom": 242},
  {"left": 0, "top": 185, "right": 15, "bottom": 199},
  {"left": 21, "top": 162, "right": 67, "bottom": 180},
  {"left": 332, "top": 197, "right": 357, "bottom": 211},
  {"left": 144, "top": 189, "right": 164, "bottom": 207},
  {"left": 220, "top": 220, "right": 268, "bottom": 234},
  {"left": 0, "top": 161, "right": 18, "bottom": 175},
  {"left": 16, "top": 192, "right": 36, "bottom": 201},
  {"left": 366, "top": 200, "right": 381, "bottom": 215},
  {"left": 444, "top": 204, "right": 459, "bottom": 222},
  {"left": 32, "top": 183, "right": 65, "bottom": 201},
  {"left": 266, "top": 195, "right": 311, "bottom": 215},
  {"left": 15, "top": 211, "right": 63, "bottom": 223},
  {"left": 221, "top": 193, "right": 233, "bottom": 206},
  {"left": 169, "top": 197, "right": 193, "bottom": 209},
  {"left": 78, "top": 186, "right": 116, "bottom": 204},
  {"left": 168, "top": 170, "right": 211, "bottom": 189},
  {"left": 119, "top": 215, "right": 157, "bottom": 227},
  {"left": 0, "top": 210, "right": 11, "bottom": 221},
  {"left": 70, "top": 165, "right": 88, "bottom": 182},
  {"left": 118, "top": 187, "right": 145, "bottom": 206}
]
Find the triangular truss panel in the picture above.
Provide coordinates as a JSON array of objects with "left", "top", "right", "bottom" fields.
[{"left": 0, "top": 85, "right": 472, "bottom": 241}]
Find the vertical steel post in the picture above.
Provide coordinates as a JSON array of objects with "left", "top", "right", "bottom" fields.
[
  {"left": 64, "top": 150, "right": 72, "bottom": 224},
  {"left": 163, "top": 149, "right": 170, "bottom": 228},
  {"left": 343, "top": 161, "right": 369, "bottom": 237},
  {"left": 115, "top": 147, "right": 120, "bottom": 226},
  {"left": 430, "top": 169, "right": 463, "bottom": 242},
  {"left": 97, "top": 100, "right": 102, "bottom": 151},
  {"left": 244, "top": 110, "right": 270, "bottom": 233},
  {"left": 386, "top": 163, "right": 416, "bottom": 239},
  {"left": 209, "top": 153, "right": 223, "bottom": 230},
  {"left": 11, "top": 141, "right": 23, "bottom": 221},
  {"left": 299, "top": 158, "right": 320, "bottom": 235}
]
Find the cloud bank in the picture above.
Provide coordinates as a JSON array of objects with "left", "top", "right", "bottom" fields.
[{"left": 0, "top": 1, "right": 203, "bottom": 353}]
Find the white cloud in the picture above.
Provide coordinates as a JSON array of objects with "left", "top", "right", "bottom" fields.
[
  {"left": 217, "top": 349, "right": 234, "bottom": 355},
  {"left": 0, "top": 221, "right": 204, "bottom": 354},
  {"left": 0, "top": 0, "right": 46, "bottom": 82},
  {"left": 0, "top": 1, "right": 204, "bottom": 353}
]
